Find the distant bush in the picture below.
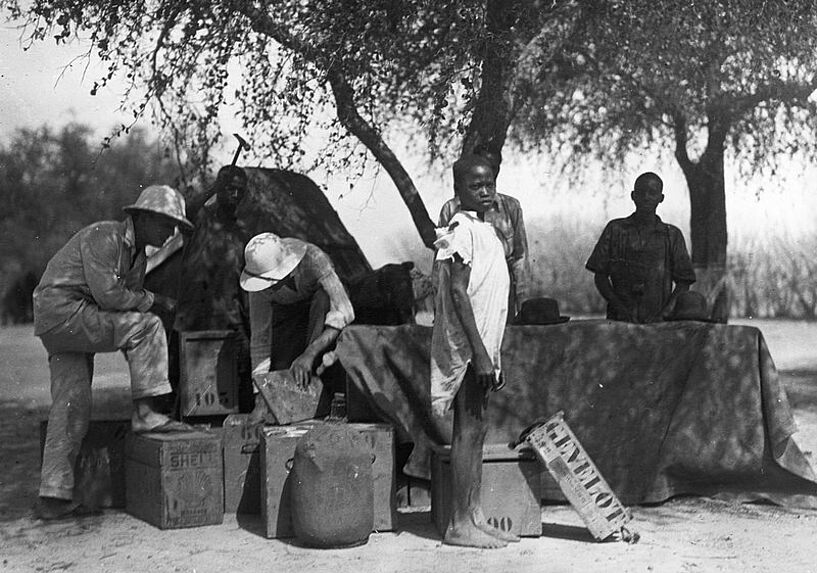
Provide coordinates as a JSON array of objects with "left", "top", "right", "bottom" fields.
[{"left": 0, "top": 123, "right": 183, "bottom": 322}]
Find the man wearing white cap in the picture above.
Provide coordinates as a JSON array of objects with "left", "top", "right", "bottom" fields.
[
  {"left": 240, "top": 232, "right": 355, "bottom": 422},
  {"left": 33, "top": 184, "right": 195, "bottom": 519}
]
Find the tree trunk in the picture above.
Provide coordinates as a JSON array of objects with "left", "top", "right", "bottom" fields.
[
  {"left": 327, "top": 69, "right": 437, "bottom": 249},
  {"left": 242, "top": 6, "right": 438, "bottom": 249},
  {"left": 682, "top": 151, "right": 727, "bottom": 270},
  {"left": 460, "top": 0, "right": 519, "bottom": 155},
  {"left": 676, "top": 141, "right": 730, "bottom": 322}
]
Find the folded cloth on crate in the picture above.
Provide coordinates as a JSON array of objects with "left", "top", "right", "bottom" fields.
[{"left": 336, "top": 320, "right": 817, "bottom": 508}]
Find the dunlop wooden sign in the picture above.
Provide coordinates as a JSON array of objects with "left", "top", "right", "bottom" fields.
[{"left": 518, "top": 411, "right": 637, "bottom": 542}]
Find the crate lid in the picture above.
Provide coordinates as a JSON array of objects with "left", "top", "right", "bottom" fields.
[
  {"left": 126, "top": 430, "right": 222, "bottom": 468},
  {"left": 433, "top": 442, "right": 537, "bottom": 462},
  {"left": 260, "top": 420, "right": 324, "bottom": 440}
]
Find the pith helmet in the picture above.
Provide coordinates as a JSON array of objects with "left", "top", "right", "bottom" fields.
[
  {"left": 240, "top": 232, "right": 308, "bottom": 292},
  {"left": 123, "top": 185, "right": 194, "bottom": 231}
]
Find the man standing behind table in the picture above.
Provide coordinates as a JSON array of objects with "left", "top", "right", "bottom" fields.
[
  {"left": 586, "top": 172, "right": 696, "bottom": 323},
  {"left": 431, "top": 155, "right": 517, "bottom": 548},
  {"left": 174, "top": 165, "right": 253, "bottom": 409},
  {"left": 239, "top": 232, "right": 355, "bottom": 424},
  {"left": 33, "top": 185, "right": 195, "bottom": 520},
  {"left": 438, "top": 141, "right": 530, "bottom": 318}
]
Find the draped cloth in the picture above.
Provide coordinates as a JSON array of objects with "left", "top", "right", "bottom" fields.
[{"left": 336, "top": 320, "right": 817, "bottom": 508}]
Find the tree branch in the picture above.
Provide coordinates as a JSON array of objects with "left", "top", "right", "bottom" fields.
[
  {"left": 672, "top": 111, "right": 693, "bottom": 173},
  {"left": 327, "top": 68, "right": 436, "bottom": 249},
  {"left": 235, "top": 2, "right": 437, "bottom": 249},
  {"left": 726, "top": 77, "right": 817, "bottom": 118}
]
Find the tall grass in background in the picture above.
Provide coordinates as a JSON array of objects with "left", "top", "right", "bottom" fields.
[
  {"left": 526, "top": 216, "right": 605, "bottom": 315},
  {"left": 524, "top": 215, "right": 817, "bottom": 319},
  {"left": 729, "top": 234, "right": 817, "bottom": 319}
]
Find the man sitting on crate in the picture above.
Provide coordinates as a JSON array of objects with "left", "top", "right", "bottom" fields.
[
  {"left": 32, "top": 185, "right": 195, "bottom": 520},
  {"left": 431, "top": 155, "right": 516, "bottom": 548},
  {"left": 586, "top": 172, "right": 696, "bottom": 323},
  {"left": 239, "top": 232, "right": 355, "bottom": 424},
  {"left": 174, "top": 165, "right": 254, "bottom": 410}
]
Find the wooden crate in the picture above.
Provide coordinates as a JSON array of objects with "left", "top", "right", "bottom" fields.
[
  {"left": 349, "top": 423, "right": 398, "bottom": 532},
  {"left": 431, "top": 443, "right": 542, "bottom": 538},
  {"left": 125, "top": 430, "right": 223, "bottom": 529},
  {"left": 521, "top": 412, "right": 632, "bottom": 541},
  {"left": 260, "top": 425, "right": 313, "bottom": 539},
  {"left": 260, "top": 422, "right": 396, "bottom": 538},
  {"left": 222, "top": 414, "right": 265, "bottom": 514},
  {"left": 39, "top": 419, "right": 130, "bottom": 508},
  {"left": 179, "top": 330, "right": 239, "bottom": 417}
]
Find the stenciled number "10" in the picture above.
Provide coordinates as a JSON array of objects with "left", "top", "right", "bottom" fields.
[{"left": 195, "top": 392, "right": 216, "bottom": 406}]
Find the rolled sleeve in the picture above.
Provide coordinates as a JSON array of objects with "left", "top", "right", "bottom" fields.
[
  {"left": 136, "top": 291, "right": 155, "bottom": 313},
  {"left": 669, "top": 228, "right": 696, "bottom": 284},
  {"left": 434, "top": 216, "right": 475, "bottom": 266},
  {"left": 319, "top": 272, "right": 355, "bottom": 330},
  {"left": 507, "top": 202, "right": 530, "bottom": 300},
  {"left": 586, "top": 224, "right": 613, "bottom": 275},
  {"left": 248, "top": 291, "right": 273, "bottom": 372}
]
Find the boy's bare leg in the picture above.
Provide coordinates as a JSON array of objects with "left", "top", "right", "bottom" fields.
[{"left": 444, "top": 369, "right": 508, "bottom": 548}]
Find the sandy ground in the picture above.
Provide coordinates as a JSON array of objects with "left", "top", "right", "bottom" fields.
[{"left": 2, "top": 320, "right": 817, "bottom": 573}]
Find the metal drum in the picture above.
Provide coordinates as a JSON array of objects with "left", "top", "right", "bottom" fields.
[{"left": 290, "top": 424, "right": 374, "bottom": 548}]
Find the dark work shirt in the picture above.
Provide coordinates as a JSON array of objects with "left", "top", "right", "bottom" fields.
[
  {"left": 586, "top": 214, "right": 696, "bottom": 323},
  {"left": 174, "top": 201, "right": 252, "bottom": 333}
]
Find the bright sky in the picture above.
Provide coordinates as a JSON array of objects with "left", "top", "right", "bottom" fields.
[{"left": 2, "top": 23, "right": 816, "bottom": 272}]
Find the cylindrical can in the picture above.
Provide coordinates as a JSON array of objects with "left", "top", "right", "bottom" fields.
[{"left": 290, "top": 424, "right": 373, "bottom": 548}]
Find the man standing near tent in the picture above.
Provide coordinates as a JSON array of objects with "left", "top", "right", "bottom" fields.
[
  {"left": 33, "top": 185, "right": 194, "bottom": 519},
  {"left": 174, "top": 165, "right": 253, "bottom": 408}
]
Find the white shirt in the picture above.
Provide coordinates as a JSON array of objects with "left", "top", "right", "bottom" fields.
[{"left": 430, "top": 211, "right": 509, "bottom": 413}]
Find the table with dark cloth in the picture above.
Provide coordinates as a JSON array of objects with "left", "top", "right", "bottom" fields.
[{"left": 336, "top": 320, "right": 817, "bottom": 508}]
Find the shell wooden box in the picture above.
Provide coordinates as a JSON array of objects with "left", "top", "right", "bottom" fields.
[{"left": 125, "top": 430, "right": 223, "bottom": 529}]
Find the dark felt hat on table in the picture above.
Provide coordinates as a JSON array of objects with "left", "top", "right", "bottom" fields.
[
  {"left": 666, "top": 291, "right": 714, "bottom": 322},
  {"left": 514, "top": 297, "right": 570, "bottom": 325}
]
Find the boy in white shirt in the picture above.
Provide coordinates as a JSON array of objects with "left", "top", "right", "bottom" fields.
[{"left": 431, "top": 155, "right": 516, "bottom": 548}]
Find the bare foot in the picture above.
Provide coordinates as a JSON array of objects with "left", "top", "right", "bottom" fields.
[
  {"left": 36, "top": 497, "right": 80, "bottom": 520},
  {"left": 478, "top": 522, "right": 520, "bottom": 543},
  {"left": 131, "top": 410, "right": 173, "bottom": 433},
  {"left": 475, "top": 508, "right": 521, "bottom": 543},
  {"left": 444, "top": 517, "right": 508, "bottom": 549}
]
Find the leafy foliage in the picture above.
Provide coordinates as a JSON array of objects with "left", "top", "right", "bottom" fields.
[
  {"left": 520, "top": 0, "right": 817, "bottom": 174},
  {"left": 0, "top": 123, "right": 180, "bottom": 283},
  {"left": 1, "top": 0, "right": 586, "bottom": 249}
]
